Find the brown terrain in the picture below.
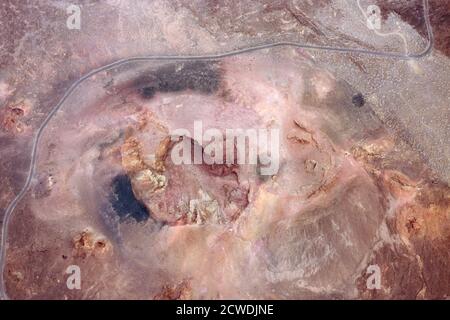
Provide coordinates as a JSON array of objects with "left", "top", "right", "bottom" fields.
[
  {"left": 0, "top": 0, "right": 449, "bottom": 299},
  {"left": 378, "top": 0, "right": 450, "bottom": 56}
]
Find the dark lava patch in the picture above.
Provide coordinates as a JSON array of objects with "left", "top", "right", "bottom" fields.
[
  {"left": 110, "top": 174, "right": 150, "bottom": 223},
  {"left": 136, "top": 61, "right": 223, "bottom": 99},
  {"left": 352, "top": 93, "right": 365, "bottom": 108}
]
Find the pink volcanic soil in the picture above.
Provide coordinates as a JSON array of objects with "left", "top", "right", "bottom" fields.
[{"left": 3, "top": 46, "right": 450, "bottom": 300}]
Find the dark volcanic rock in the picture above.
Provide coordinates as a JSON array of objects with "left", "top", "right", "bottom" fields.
[{"left": 110, "top": 174, "right": 150, "bottom": 223}]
